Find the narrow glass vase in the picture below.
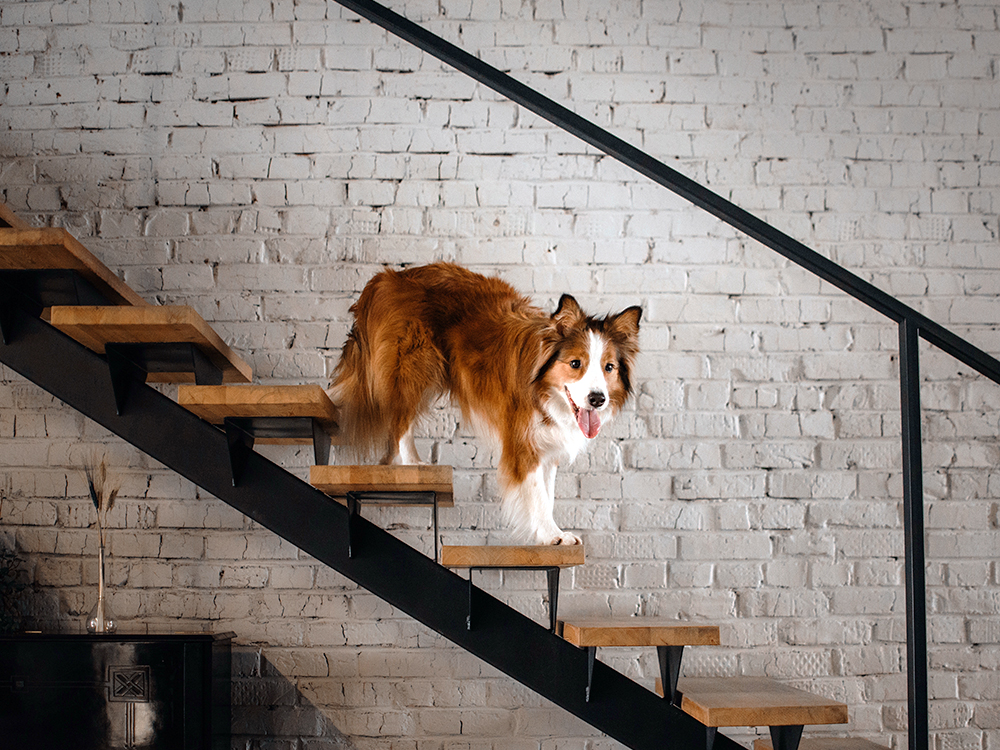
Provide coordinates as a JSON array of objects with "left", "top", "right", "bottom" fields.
[{"left": 86, "top": 543, "right": 117, "bottom": 634}]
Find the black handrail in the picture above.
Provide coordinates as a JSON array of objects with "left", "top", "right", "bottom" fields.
[
  {"left": 327, "top": 2, "right": 1000, "bottom": 749},
  {"left": 330, "top": 0, "right": 1000, "bottom": 388}
]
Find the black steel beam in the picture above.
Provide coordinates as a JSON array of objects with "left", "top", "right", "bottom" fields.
[
  {"left": 0, "top": 306, "right": 741, "bottom": 750},
  {"left": 898, "top": 319, "right": 929, "bottom": 750}
]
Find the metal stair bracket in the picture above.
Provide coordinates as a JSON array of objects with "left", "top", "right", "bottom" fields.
[
  {"left": 466, "top": 566, "right": 562, "bottom": 634},
  {"left": 105, "top": 342, "right": 225, "bottom": 415},
  {"left": 344, "top": 490, "right": 439, "bottom": 561},
  {"left": 0, "top": 307, "right": 739, "bottom": 750},
  {"left": 0, "top": 269, "right": 112, "bottom": 344},
  {"left": 224, "top": 416, "right": 331, "bottom": 485}
]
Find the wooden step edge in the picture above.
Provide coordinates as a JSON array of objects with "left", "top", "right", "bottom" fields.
[
  {"left": 310, "top": 464, "right": 454, "bottom": 505},
  {"left": 0, "top": 227, "right": 147, "bottom": 306},
  {"left": 177, "top": 384, "right": 339, "bottom": 433},
  {"left": 657, "top": 677, "right": 848, "bottom": 729},
  {"left": 0, "top": 203, "right": 31, "bottom": 230},
  {"left": 559, "top": 619, "right": 720, "bottom": 648},
  {"left": 440, "top": 544, "right": 584, "bottom": 569},
  {"left": 754, "top": 739, "right": 889, "bottom": 750},
  {"left": 48, "top": 305, "right": 252, "bottom": 383}
]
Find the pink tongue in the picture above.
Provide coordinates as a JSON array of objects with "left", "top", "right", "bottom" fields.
[{"left": 577, "top": 408, "right": 601, "bottom": 439}]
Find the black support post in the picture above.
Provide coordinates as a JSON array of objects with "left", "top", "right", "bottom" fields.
[{"left": 899, "top": 318, "right": 929, "bottom": 750}]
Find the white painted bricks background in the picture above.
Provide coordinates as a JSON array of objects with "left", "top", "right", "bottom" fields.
[{"left": 1, "top": 0, "right": 999, "bottom": 747}]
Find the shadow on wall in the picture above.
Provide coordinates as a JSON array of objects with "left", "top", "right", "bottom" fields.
[
  {"left": 0, "top": 524, "right": 61, "bottom": 634},
  {"left": 232, "top": 646, "right": 360, "bottom": 749}
]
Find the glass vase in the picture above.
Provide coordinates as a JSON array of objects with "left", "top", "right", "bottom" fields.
[{"left": 86, "top": 543, "right": 117, "bottom": 634}]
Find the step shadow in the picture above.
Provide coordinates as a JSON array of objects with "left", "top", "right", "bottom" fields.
[{"left": 231, "top": 646, "right": 361, "bottom": 748}]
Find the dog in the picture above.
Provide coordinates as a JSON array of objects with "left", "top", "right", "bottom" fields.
[{"left": 328, "top": 262, "right": 641, "bottom": 545}]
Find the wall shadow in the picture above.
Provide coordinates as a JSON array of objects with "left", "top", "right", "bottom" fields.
[{"left": 231, "top": 647, "right": 360, "bottom": 749}]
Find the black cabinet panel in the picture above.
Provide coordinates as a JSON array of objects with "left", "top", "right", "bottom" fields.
[{"left": 0, "top": 633, "right": 233, "bottom": 750}]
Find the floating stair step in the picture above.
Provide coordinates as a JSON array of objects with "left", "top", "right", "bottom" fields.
[
  {"left": 441, "top": 545, "right": 584, "bottom": 569},
  {"left": 659, "top": 677, "right": 848, "bottom": 750},
  {"left": 559, "top": 618, "right": 720, "bottom": 648},
  {"left": 755, "top": 739, "right": 888, "bottom": 750},
  {"left": 0, "top": 227, "right": 146, "bottom": 307},
  {"left": 675, "top": 676, "right": 849, "bottom": 728},
  {"left": 312, "top": 464, "right": 454, "bottom": 563},
  {"left": 442, "top": 545, "right": 584, "bottom": 633},
  {"left": 311, "top": 464, "right": 453, "bottom": 505},
  {"left": 49, "top": 305, "right": 252, "bottom": 384},
  {"left": 560, "top": 618, "right": 720, "bottom": 704},
  {"left": 178, "top": 384, "right": 339, "bottom": 438},
  {"left": 180, "top": 384, "right": 340, "bottom": 468}
]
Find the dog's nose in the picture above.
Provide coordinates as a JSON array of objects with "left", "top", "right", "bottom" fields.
[{"left": 588, "top": 391, "right": 606, "bottom": 408}]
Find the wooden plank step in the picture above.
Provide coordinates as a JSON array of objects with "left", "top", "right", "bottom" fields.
[
  {"left": 559, "top": 618, "right": 720, "bottom": 648},
  {"left": 755, "top": 739, "right": 888, "bottom": 750},
  {"left": 0, "top": 203, "right": 30, "bottom": 229},
  {"left": 0, "top": 227, "right": 146, "bottom": 306},
  {"left": 441, "top": 545, "right": 584, "bottom": 569},
  {"left": 49, "top": 305, "right": 252, "bottom": 383},
  {"left": 671, "top": 677, "right": 849, "bottom": 729},
  {"left": 178, "top": 384, "right": 339, "bottom": 438},
  {"left": 311, "top": 464, "right": 454, "bottom": 506},
  {"left": 561, "top": 618, "right": 721, "bottom": 705}
]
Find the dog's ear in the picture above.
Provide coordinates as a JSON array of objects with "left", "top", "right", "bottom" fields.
[
  {"left": 607, "top": 306, "right": 642, "bottom": 340},
  {"left": 606, "top": 306, "right": 642, "bottom": 397},
  {"left": 552, "top": 294, "right": 585, "bottom": 332}
]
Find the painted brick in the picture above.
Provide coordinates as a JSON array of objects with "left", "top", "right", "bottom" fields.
[{"left": 2, "top": 0, "right": 1000, "bottom": 748}]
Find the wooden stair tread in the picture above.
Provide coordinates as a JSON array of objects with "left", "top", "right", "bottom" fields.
[
  {"left": 559, "top": 618, "right": 720, "bottom": 648},
  {"left": 441, "top": 545, "right": 584, "bottom": 569},
  {"left": 49, "top": 305, "right": 252, "bottom": 383},
  {"left": 0, "top": 203, "right": 30, "bottom": 229},
  {"left": 755, "top": 739, "right": 888, "bottom": 750},
  {"left": 672, "top": 677, "right": 848, "bottom": 728},
  {"left": 0, "top": 227, "right": 146, "bottom": 306},
  {"left": 311, "top": 464, "right": 454, "bottom": 505},
  {"left": 178, "top": 385, "right": 338, "bottom": 437}
]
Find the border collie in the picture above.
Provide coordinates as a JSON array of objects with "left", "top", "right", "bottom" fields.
[{"left": 328, "top": 262, "right": 641, "bottom": 545}]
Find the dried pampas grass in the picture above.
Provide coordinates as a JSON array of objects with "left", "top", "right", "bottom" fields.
[{"left": 83, "top": 452, "right": 120, "bottom": 546}]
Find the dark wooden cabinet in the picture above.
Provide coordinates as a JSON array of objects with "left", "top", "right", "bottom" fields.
[{"left": 0, "top": 632, "right": 233, "bottom": 750}]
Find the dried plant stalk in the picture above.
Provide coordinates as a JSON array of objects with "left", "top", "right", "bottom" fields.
[{"left": 83, "top": 452, "right": 120, "bottom": 547}]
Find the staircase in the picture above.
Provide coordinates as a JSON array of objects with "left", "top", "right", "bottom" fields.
[
  {"left": 3, "top": 5, "right": 999, "bottom": 749},
  {"left": 0, "top": 204, "right": 886, "bottom": 749}
]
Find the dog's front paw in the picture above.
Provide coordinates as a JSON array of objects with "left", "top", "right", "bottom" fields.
[{"left": 548, "top": 531, "right": 582, "bottom": 546}]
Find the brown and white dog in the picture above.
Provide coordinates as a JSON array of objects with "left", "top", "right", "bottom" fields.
[{"left": 328, "top": 262, "right": 641, "bottom": 545}]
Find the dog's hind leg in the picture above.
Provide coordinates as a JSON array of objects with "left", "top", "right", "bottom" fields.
[
  {"left": 391, "top": 424, "right": 424, "bottom": 465},
  {"left": 373, "top": 320, "right": 445, "bottom": 465}
]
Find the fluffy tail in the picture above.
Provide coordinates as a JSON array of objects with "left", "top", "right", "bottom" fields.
[
  {"left": 327, "top": 270, "right": 447, "bottom": 463},
  {"left": 327, "top": 329, "right": 390, "bottom": 463}
]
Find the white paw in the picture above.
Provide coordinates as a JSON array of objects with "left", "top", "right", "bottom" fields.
[{"left": 547, "top": 530, "right": 582, "bottom": 546}]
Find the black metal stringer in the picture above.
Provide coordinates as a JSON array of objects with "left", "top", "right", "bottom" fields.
[{"left": 0, "top": 305, "right": 742, "bottom": 750}]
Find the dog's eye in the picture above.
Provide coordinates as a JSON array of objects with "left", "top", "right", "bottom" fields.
[
  {"left": 604, "top": 362, "right": 615, "bottom": 373},
  {"left": 570, "top": 359, "right": 582, "bottom": 369}
]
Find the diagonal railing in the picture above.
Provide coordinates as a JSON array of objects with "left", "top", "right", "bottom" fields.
[{"left": 327, "top": 1, "right": 1000, "bottom": 748}]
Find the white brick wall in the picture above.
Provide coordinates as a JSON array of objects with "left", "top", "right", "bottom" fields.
[{"left": 2, "top": 0, "right": 999, "bottom": 747}]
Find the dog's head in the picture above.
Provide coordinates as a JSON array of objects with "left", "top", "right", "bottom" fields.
[{"left": 535, "top": 295, "right": 642, "bottom": 439}]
